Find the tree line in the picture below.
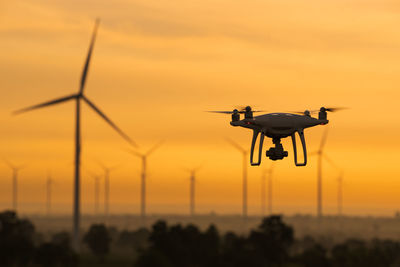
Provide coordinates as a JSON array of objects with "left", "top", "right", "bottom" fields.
[{"left": 1, "top": 210, "right": 400, "bottom": 266}]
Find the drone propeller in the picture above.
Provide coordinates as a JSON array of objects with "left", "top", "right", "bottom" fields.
[
  {"left": 207, "top": 106, "right": 266, "bottom": 114},
  {"left": 323, "top": 107, "right": 348, "bottom": 112},
  {"left": 207, "top": 110, "right": 244, "bottom": 114},
  {"left": 291, "top": 107, "right": 348, "bottom": 115},
  {"left": 207, "top": 110, "right": 266, "bottom": 114}
]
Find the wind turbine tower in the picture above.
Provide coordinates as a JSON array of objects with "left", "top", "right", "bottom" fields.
[
  {"left": 226, "top": 138, "right": 249, "bottom": 220},
  {"left": 337, "top": 171, "right": 344, "bottom": 216},
  {"left": 13, "top": 20, "right": 135, "bottom": 252},
  {"left": 88, "top": 172, "right": 101, "bottom": 216},
  {"left": 98, "top": 163, "right": 118, "bottom": 220},
  {"left": 312, "top": 127, "right": 337, "bottom": 219},
  {"left": 185, "top": 166, "right": 202, "bottom": 217},
  {"left": 261, "top": 164, "right": 274, "bottom": 217},
  {"left": 127, "top": 141, "right": 163, "bottom": 222},
  {"left": 46, "top": 172, "right": 53, "bottom": 216},
  {"left": 4, "top": 160, "right": 24, "bottom": 212}
]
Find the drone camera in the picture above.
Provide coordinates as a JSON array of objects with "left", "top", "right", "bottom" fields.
[
  {"left": 266, "top": 138, "right": 288, "bottom": 160},
  {"left": 266, "top": 146, "right": 288, "bottom": 160}
]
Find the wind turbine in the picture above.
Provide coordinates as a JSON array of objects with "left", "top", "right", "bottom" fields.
[
  {"left": 185, "top": 166, "right": 202, "bottom": 217},
  {"left": 4, "top": 160, "right": 25, "bottom": 212},
  {"left": 261, "top": 164, "right": 274, "bottom": 217},
  {"left": 88, "top": 172, "right": 101, "bottom": 216},
  {"left": 311, "top": 127, "right": 337, "bottom": 218},
  {"left": 337, "top": 171, "right": 344, "bottom": 216},
  {"left": 46, "top": 171, "right": 53, "bottom": 216},
  {"left": 98, "top": 162, "right": 118, "bottom": 220},
  {"left": 127, "top": 141, "right": 163, "bottom": 222},
  {"left": 13, "top": 20, "right": 136, "bottom": 252},
  {"left": 226, "top": 138, "right": 249, "bottom": 220}
]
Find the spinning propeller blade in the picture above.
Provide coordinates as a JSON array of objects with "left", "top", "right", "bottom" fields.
[
  {"left": 206, "top": 110, "right": 265, "bottom": 114},
  {"left": 290, "top": 107, "right": 348, "bottom": 115},
  {"left": 324, "top": 107, "right": 348, "bottom": 112},
  {"left": 206, "top": 111, "right": 240, "bottom": 114}
]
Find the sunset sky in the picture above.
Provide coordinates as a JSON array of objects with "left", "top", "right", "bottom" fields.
[{"left": 1, "top": 0, "right": 400, "bottom": 216}]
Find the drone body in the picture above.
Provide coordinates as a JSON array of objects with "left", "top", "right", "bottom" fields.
[{"left": 210, "top": 106, "right": 341, "bottom": 166}]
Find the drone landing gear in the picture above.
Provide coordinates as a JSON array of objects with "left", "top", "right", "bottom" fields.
[
  {"left": 249, "top": 129, "right": 308, "bottom": 166},
  {"left": 266, "top": 138, "right": 288, "bottom": 161}
]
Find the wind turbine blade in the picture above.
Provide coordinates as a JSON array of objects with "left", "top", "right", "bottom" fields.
[
  {"left": 319, "top": 127, "right": 329, "bottom": 151},
  {"left": 323, "top": 154, "right": 338, "bottom": 170},
  {"left": 79, "top": 19, "right": 100, "bottom": 94},
  {"left": 3, "top": 159, "right": 15, "bottom": 169},
  {"left": 126, "top": 148, "right": 143, "bottom": 158},
  {"left": 225, "top": 138, "right": 246, "bottom": 153},
  {"left": 83, "top": 96, "right": 137, "bottom": 147},
  {"left": 194, "top": 165, "right": 203, "bottom": 172},
  {"left": 97, "top": 160, "right": 107, "bottom": 171},
  {"left": 87, "top": 170, "right": 100, "bottom": 179},
  {"left": 17, "top": 164, "right": 28, "bottom": 170},
  {"left": 146, "top": 141, "right": 164, "bottom": 156},
  {"left": 13, "top": 94, "right": 78, "bottom": 115},
  {"left": 308, "top": 151, "right": 318, "bottom": 156}
]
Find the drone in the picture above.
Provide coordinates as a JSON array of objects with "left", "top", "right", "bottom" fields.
[{"left": 209, "top": 106, "right": 344, "bottom": 166}]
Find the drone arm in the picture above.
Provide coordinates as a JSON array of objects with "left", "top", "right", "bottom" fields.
[
  {"left": 291, "top": 129, "right": 307, "bottom": 166},
  {"left": 250, "top": 130, "right": 264, "bottom": 166}
]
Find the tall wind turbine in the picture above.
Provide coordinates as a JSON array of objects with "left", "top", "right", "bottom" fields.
[
  {"left": 311, "top": 127, "right": 337, "bottom": 218},
  {"left": 98, "top": 162, "right": 118, "bottom": 220},
  {"left": 127, "top": 141, "right": 163, "bottom": 222},
  {"left": 13, "top": 20, "right": 136, "bottom": 252},
  {"left": 46, "top": 171, "right": 53, "bottom": 216},
  {"left": 261, "top": 164, "right": 274, "bottom": 217},
  {"left": 185, "top": 166, "right": 202, "bottom": 217},
  {"left": 226, "top": 138, "right": 249, "bottom": 220},
  {"left": 4, "top": 160, "right": 25, "bottom": 212}
]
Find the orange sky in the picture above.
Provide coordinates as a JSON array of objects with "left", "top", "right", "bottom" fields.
[{"left": 1, "top": 0, "right": 400, "bottom": 216}]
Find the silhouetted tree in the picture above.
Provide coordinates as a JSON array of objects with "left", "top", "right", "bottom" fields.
[
  {"left": 83, "top": 224, "right": 111, "bottom": 262},
  {"left": 248, "top": 215, "right": 294, "bottom": 266},
  {"left": 220, "top": 232, "right": 259, "bottom": 267},
  {"left": 0, "top": 211, "right": 35, "bottom": 266},
  {"left": 331, "top": 239, "right": 400, "bottom": 267},
  {"left": 35, "top": 233, "right": 77, "bottom": 267},
  {"left": 117, "top": 228, "right": 150, "bottom": 251},
  {"left": 295, "top": 244, "right": 331, "bottom": 267},
  {"left": 136, "top": 220, "right": 222, "bottom": 267}
]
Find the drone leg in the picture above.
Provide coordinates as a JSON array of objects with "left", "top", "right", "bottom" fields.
[
  {"left": 291, "top": 129, "right": 307, "bottom": 166},
  {"left": 250, "top": 130, "right": 264, "bottom": 166}
]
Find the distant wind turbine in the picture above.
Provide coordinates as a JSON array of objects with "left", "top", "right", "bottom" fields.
[
  {"left": 127, "top": 141, "right": 163, "bottom": 222},
  {"left": 185, "top": 166, "right": 202, "bottom": 217},
  {"left": 226, "top": 138, "right": 249, "bottom": 220},
  {"left": 261, "top": 164, "right": 274, "bottom": 217},
  {"left": 4, "top": 160, "right": 25, "bottom": 212},
  {"left": 310, "top": 127, "right": 337, "bottom": 218},
  {"left": 88, "top": 171, "right": 101, "bottom": 216},
  {"left": 46, "top": 171, "right": 53, "bottom": 216},
  {"left": 98, "top": 162, "right": 119, "bottom": 219},
  {"left": 337, "top": 171, "right": 344, "bottom": 216},
  {"left": 13, "top": 19, "right": 135, "bottom": 252}
]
